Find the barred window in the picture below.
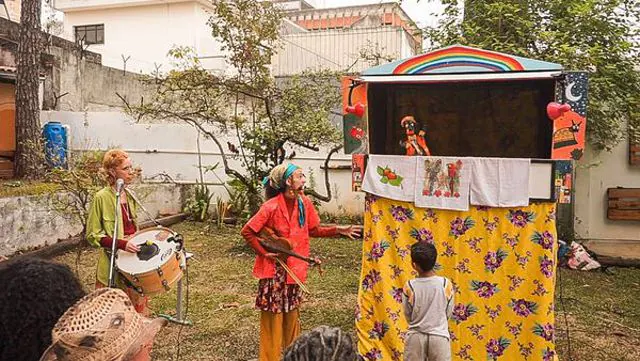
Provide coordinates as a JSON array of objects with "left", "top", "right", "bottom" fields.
[{"left": 74, "top": 24, "right": 104, "bottom": 45}]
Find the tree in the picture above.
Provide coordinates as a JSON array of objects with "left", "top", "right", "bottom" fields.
[
  {"left": 121, "top": 0, "right": 342, "bottom": 214},
  {"left": 419, "top": 0, "right": 640, "bottom": 151},
  {"left": 15, "top": 0, "right": 45, "bottom": 178}
]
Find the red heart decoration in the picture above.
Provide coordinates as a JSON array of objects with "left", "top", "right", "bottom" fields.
[
  {"left": 345, "top": 103, "right": 365, "bottom": 117},
  {"left": 546, "top": 102, "right": 572, "bottom": 120}
]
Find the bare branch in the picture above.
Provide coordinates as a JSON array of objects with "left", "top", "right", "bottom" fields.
[{"left": 304, "top": 145, "right": 343, "bottom": 202}]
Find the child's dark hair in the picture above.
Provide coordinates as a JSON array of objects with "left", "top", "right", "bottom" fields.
[{"left": 411, "top": 241, "right": 437, "bottom": 272}]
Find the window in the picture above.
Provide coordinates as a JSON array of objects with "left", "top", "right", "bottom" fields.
[{"left": 74, "top": 24, "right": 104, "bottom": 45}]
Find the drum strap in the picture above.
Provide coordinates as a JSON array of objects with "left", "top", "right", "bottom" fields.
[{"left": 275, "top": 258, "right": 311, "bottom": 294}]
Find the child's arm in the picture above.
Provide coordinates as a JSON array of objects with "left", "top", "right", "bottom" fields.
[
  {"left": 402, "top": 280, "right": 415, "bottom": 321},
  {"left": 444, "top": 278, "right": 454, "bottom": 319}
]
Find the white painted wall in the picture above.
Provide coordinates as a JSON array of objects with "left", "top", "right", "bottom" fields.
[
  {"left": 40, "top": 111, "right": 364, "bottom": 215},
  {"left": 574, "top": 132, "right": 640, "bottom": 242},
  {"left": 61, "top": 2, "right": 225, "bottom": 74}
]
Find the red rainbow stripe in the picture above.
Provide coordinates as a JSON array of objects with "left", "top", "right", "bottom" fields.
[{"left": 393, "top": 46, "right": 524, "bottom": 74}]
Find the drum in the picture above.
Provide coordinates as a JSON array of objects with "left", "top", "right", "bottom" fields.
[{"left": 116, "top": 227, "right": 185, "bottom": 296}]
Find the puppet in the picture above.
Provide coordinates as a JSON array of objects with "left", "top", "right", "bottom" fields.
[{"left": 399, "top": 115, "right": 431, "bottom": 156}]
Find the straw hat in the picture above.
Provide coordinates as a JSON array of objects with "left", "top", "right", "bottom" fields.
[{"left": 39, "top": 288, "right": 167, "bottom": 361}]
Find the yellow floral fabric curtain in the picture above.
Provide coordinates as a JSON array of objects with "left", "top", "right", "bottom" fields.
[{"left": 356, "top": 195, "right": 558, "bottom": 361}]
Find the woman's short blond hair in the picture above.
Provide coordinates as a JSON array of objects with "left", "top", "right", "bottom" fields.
[{"left": 99, "top": 149, "right": 129, "bottom": 185}]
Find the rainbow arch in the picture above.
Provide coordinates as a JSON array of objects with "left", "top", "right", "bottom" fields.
[{"left": 393, "top": 46, "right": 525, "bottom": 74}]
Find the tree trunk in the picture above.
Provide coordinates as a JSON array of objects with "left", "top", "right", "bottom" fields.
[{"left": 15, "top": 0, "right": 43, "bottom": 179}]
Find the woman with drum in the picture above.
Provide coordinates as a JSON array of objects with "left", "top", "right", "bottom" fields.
[
  {"left": 241, "top": 163, "right": 363, "bottom": 361},
  {"left": 86, "top": 149, "right": 148, "bottom": 313}
]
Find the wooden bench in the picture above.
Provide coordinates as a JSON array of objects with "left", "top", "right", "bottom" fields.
[{"left": 607, "top": 188, "right": 640, "bottom": 221}]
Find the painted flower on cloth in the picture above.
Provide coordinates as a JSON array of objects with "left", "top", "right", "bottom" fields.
[
  {"left": 510, "top": 298, "right": 538, "bottom": 317},
  {"left": 484, "top": 248, "right": 508, "bottom": 273},
  {"left": 515, "top": 250, "right": 532, "bottom": 269},
  {"left": 390, "top": 348, "right": 402, "bottom": 361},
  {"left": 385, "top": 225, "right": 400, "bottom": 241},
  {"left": 539, "top": 255, "right": 554, "bottom": 278},
  {"left": 486, "top": 337, "right": 511, "bottom": 360},
  {"left": 507, "top": 275, "right": 525, "bottom": 291},
  {"left": 390, "top": 205, "right": 414, "bottom": 222},
  {"left": 368, "top": 321, "right": 390, "bottom": 340},
  {"left": 467, "top": 324, "right": 485, "bottom": 340},
  {"left": 471, "top": 280, "right": 499, "bottom": 299},
  {"left": 386, "top": 307, "right": 400, "bottom": 322},
  {"left": 454, "top": 258, "right": 472, "bottom": 274},
  {"left": 364, "top": 194, "right": 378, "bottom": 212},
  {"left": 456, "top": 344, "right": 473, "bottom": 360},
  {"left": 532, "top": 279, "right": 548, "bottom": 297},
  {"left": 531, "top": 231, "right": 555, "bottom": 250},
  {"left": 371, "top": 210, "right": 384, "bottom": 225},
  {"left": 483, "top": 216, "right": 499, "bottom": 234},
  {"left": 441, "top": 241, "right": 456, "bottom": 257},
  {"left": 519, "top": 342, "right": 534, "bottom": 359},
  {"left": 508, "top": 209, "right": 536, "bottom": 228},
  {"left": 533, "top": 323, "right": 555, "bottom": 342},
  {"left": 389, "top": 286, "right": 404, "bottom": 304},
  {"left": 505, "top": 321, "right": 522, "bottom": 337},
  {"left": 502, "top": 233, "right": 520, "bottom": 249},
  {"left": 422, "top": 208, "right": 438, "bottom": 223},
  {"left": 452, "top": 303, "right": 478, "bottom": 324},
  {"left": 367, "top": 240, "right": 390, "bottom": 262},
  {"left": 410, "top": 227, "right": 434, "bottom": 243},
  {"left": 361, "top": 270, "right": 382, "bottom": 291},
  {"left": 465, "top": 237, "right": 482, "bottom": 253},
  {"left": 363, "top": 348, "right": 382, "bottom": 361},
  {"left": 542, "top": 347, "right": 556, "bottom": 361},
  {"left": 389, "top": 264, "right": 403, "bottom": 280},
  {"left": 395, "top": 245, "right": 411, "bottom": 260},
  {"left": 449, "top": 216, "right": 475, "bottom": 238},
  {"left": 485, "top": 305, "right": 502, "bottom": 322}
]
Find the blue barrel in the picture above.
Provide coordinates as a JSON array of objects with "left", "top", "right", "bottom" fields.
[{"left": 43, "top": 121, "right": 68, "bottom": 168}]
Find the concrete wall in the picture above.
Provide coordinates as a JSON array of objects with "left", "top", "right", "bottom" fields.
[
  {"left": 0, "top": 184, "right": 183, "bottom": 257},
  {"left": 41, "top": 110, "right": 364, "bottom": 215},
  {"left": 61, "top": 2, "right": 226, "bottom": 74},
  {"left": 0, "top": 17, "right": 151, "bottom": 113},
  {"left": 575, "top": 133, "right": 640, "bottom": 243}
]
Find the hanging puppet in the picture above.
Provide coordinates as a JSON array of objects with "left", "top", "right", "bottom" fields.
[{"left": 399, "top": 115, "right": 431, "bottom": 156}]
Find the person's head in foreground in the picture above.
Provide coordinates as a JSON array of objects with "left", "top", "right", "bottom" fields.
[
  {"left": 39, "top": 288, "right": 167, "bottom": 361},
  {"left": 411, "top": 241, "right": 437, "bottom": 275},
  {"left": 0, "top": 258, "right": 86, "bottom": 361},
  {"left": 282, "top": 325, "right": 358, "bottom": 361}
]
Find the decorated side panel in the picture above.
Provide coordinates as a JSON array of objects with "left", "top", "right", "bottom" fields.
[
  {"left": 550, "top": 72, "right": 588, "bottom": 160},
  {"left": 342, "top": 76, "right": 368, "bottom": 154}
]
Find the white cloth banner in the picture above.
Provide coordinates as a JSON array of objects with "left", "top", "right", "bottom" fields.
[
  {"left": 469, "top": 158, "right": 530, "bottom": 207},
  {"left": 362, "top": 155, "right": 416, "bottom": 202},
  {"left": 414, "top": 157, "right": 472, "bottom": 211}
]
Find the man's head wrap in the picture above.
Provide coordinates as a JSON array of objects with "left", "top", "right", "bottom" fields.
[{"left": 262, "top": 163, "right": 305, "bottom": 227}]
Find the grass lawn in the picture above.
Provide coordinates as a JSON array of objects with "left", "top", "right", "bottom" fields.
[{"left": 54, "top": 221, "right": 640, "bottom": 361}]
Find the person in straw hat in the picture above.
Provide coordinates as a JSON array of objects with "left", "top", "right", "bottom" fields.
[
  {"left": 39, "top": 288, "right": 167, "bottom": 361},
  {"left": 241, "top": 163, "right": 362, "bottom": 361}
]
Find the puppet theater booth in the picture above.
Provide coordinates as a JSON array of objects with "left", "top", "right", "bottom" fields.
[{"left": 344, "top": 46, "right": 587, "bottom": 361}]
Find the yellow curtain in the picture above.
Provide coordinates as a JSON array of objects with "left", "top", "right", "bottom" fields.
[{"left": 356, "top": 195, "right": 558, "bottom": 361}]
